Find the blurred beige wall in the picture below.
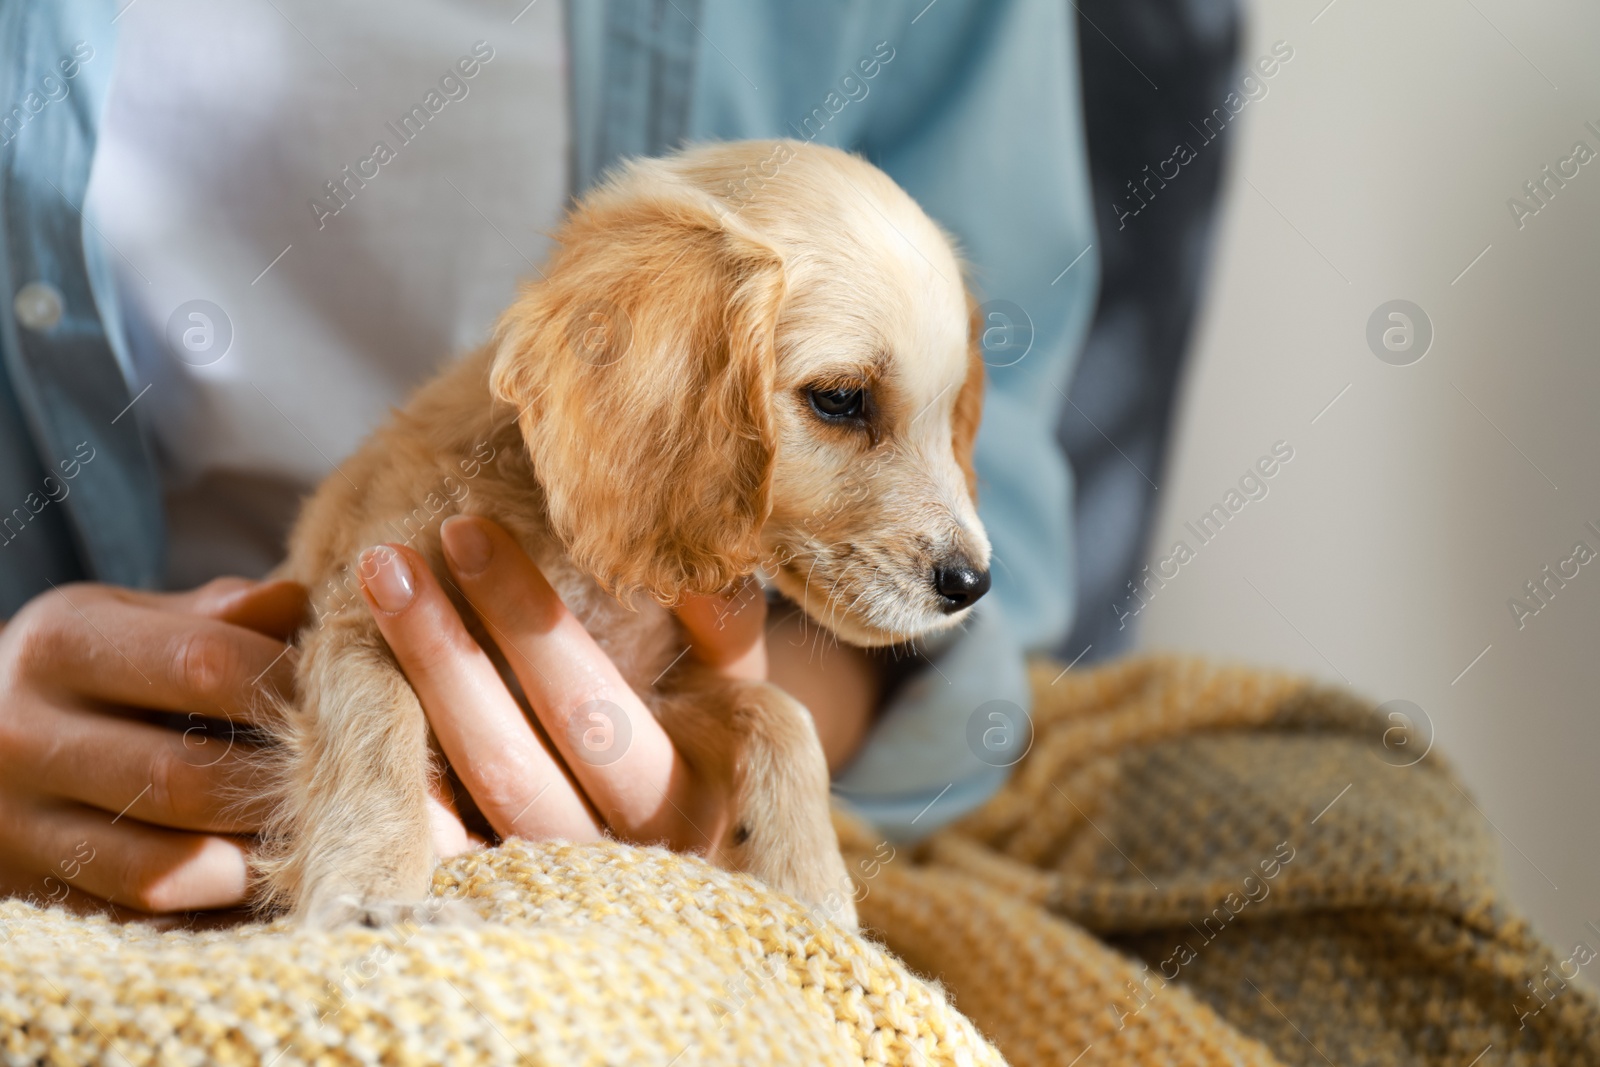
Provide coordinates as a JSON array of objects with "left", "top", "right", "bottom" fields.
[{"left": 1136, "top": 0, "right": 1600, "bottom": 962}]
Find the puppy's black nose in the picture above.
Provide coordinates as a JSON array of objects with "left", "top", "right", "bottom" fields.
[{"left": 932, "top": 559, "right": 990, "bottom": 613}]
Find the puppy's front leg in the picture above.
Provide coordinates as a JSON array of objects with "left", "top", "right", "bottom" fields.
[
  {"left": 257, "top": 614, "right": 438, "bottom": 927},
  {"left": 665, "top": 678, "right": 857, "bottom": 930}
]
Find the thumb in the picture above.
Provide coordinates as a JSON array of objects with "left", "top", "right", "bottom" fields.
[{"left": 675, "top": 577, "right": 767, "bottom": 682}]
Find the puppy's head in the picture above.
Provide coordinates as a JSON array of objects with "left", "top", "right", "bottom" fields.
[{"left": 491, "top": 140, "right": 989, "bottom": 646}]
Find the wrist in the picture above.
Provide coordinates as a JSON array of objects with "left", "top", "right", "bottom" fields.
[{"left": 763, "top": 601, "right": 883, "bottom": 775}]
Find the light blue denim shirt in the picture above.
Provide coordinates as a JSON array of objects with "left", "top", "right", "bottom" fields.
[{"left": 0, "top": 0, "right": 1096, "bottom": 839}]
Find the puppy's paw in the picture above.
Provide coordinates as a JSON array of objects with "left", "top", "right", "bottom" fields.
[
  {"left": 303, "top": 892, "right": 475, "bottom": 930},
  {"left": 731, "top": 831, "right": 859, "bottom": 931}
]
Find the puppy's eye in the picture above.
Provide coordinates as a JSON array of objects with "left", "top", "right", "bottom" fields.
[{"left": 807, "top": 385, "right": 866, "bottom": 421}]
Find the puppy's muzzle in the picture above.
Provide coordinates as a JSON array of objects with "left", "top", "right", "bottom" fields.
[{"left": 931, "top": 556, "right": 991, "bottom": 613}]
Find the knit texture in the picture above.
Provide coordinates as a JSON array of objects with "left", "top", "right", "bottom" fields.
[
  {"left": 3, "top": 655, "right": 1597, "bottom": 1066},
  {"left": 0, "top": 837, "right": 1002, "bottom": 1066},
  {"left": 847, "top": 656, "right": 1600, "bottom": 1065}
]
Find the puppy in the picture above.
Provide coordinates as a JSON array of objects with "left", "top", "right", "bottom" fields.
[{"left": 258, "top": 140, "right": 991, "bottom": 929}]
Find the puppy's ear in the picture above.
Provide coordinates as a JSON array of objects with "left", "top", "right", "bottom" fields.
[
  {"left": 954, "top": 294, "right": 988, "bottom": 501},
  {"left": 490, "top": 175, "right": 785, "bottom": 604}
]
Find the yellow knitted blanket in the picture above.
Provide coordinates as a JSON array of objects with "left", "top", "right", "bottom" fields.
[{"left": 3, "top": 656, "right": 1597, "bottom": 1066}]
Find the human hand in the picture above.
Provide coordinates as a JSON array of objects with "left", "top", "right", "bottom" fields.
[
  {"left": 358, "top": 515, "right": 781, "bottom": 859},
  {"left": 0, "top": 578, "right": 305, "bottom": 916}
]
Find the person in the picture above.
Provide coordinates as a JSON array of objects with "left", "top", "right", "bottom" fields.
[{"left": 0, "top": 0, "right": 1095, "bottom": 915}]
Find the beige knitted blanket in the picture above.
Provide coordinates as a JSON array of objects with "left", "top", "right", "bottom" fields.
[{"left": 3, "top": 656, "right": 1596, "bottom": 1065}]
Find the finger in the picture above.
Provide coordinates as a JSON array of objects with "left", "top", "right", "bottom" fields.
[
  {"left": 105, "top": 576, "right": 305, "bottom": 638},
  {"left": 204, "top": 580, "right": 309, "bottom": 642},
  {"left": 0, "top": 799, "right": 251, "bottom": 913},
  {"left": 438, "top": 517, "right": 704, "bottom": 846},
  {"left": 357, "top": 543, "right": 603, "bottom": 844},
  {"left": 676, "top": 577, "right": 767, "bottom": 682},
  {"left": 98, "top": 576, "right": 258, "bottom": 614},
  {"left": 9, "top": 702, "right": 267, "bottom": 833},
  {"left": 426, "top": 791, "right": 487, "bottom": 859},
  {"left": 26, "top": 591, "right": 296, "bottom": 722}
]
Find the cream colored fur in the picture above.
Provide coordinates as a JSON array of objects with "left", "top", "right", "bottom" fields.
[{"left": 258, "top": 140, "right": 988, "bottom": 930}]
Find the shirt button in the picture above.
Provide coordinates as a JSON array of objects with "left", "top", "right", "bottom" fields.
[{"left": 14, "top": 282, "right": 64, "bottom": 332}]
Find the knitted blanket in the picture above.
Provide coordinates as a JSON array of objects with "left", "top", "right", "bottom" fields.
[{"left": 3, "top": 656, "right": 1596, "bottom": 1066}]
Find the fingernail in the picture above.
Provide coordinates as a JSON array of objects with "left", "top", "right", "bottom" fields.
[
  {"left": 201, "top": 579, "right": 260, "bottom": 614},
  {"left": 441, "top": 516, "right": 492, "bottom": 577},
  {"left": 360, "top": 546, "right": 414, "bottom": 612}
]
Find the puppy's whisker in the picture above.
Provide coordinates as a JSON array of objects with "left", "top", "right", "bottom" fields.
[
  {"left": 801, "top": 551, "right": 829, "bottom": 622},
  {"left": 815, "top": 563, "right": 857, "bottom": 662},
  {"left": 838, "top": 566, "right": 882, "bottom": 636},
  {"left": 821, "top": 560, "right": 862, "bottom": 641}
]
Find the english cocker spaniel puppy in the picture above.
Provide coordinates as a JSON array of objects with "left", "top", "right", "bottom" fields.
[{"left": 259, "top": 139, "right": 991, "bottom": 929}]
